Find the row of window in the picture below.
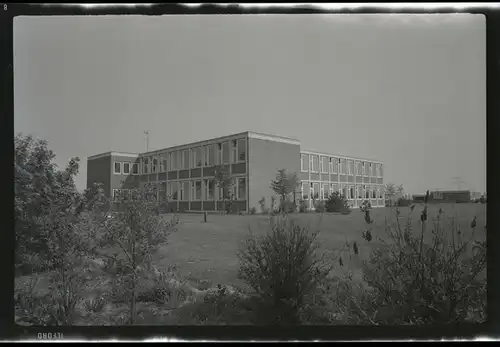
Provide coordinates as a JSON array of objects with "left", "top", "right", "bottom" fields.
[
  {"left": 113, "top": 139, "right": 247, "bottom": 175},
  {"left": 301, "top": 182, "right": 384, "bottom": 200},
  {"left": 112, "top": 177, "right": 247, "bottom": 202},
  {"left": 300, "top": 154, "right": 382, "bottom": 177}
]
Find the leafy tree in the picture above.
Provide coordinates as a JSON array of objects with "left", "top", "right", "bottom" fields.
[
  {"left": 214, "top": 165, "right": 235, "bottom": 214},
  {"left": 270, "top": 169, "right": 300, "bottom": 212},
  {"left": 91, "top": 183, "right": 177, "bottom": 324},
  {"left": 384, "top": 183, "right": 397, "bottom": 207}
]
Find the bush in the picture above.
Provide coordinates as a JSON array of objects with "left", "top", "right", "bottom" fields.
[
  {"left": 314, "top": 200, "right": 326, "bottom": 213},
  {"left": 249, "top": 207, "right": 256, "bottom": 215},
  {"left": 237, "top": 215, "right": 332, "bottom": 325},
  {"left": 299, "top": 199, "right": 308, "bottom": 213},
  {"left": 325, "top": 193, "right": 351, "bottom": 213},
  {"left": 258, "top": 197, "right": 268, "bottom": 214},
  {"left": 360, "top": 203, "right": 486, "bottom": 324}
]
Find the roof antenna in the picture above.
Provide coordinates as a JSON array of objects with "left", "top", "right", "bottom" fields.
[{"left": 144, "top": 130, "right": 149, "bottom": 153}]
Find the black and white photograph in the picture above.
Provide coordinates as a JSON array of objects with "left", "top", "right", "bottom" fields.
[{"left": 13, "top": 8, "right": 487, "bottom": 330}]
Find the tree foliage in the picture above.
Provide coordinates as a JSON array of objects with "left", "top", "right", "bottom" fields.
[{"left": 270, "top": 169, "right": 300, "bottom": 212}]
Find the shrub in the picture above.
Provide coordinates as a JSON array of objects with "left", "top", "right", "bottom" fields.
[
  {"left": 258, "top": 197, "right": 269, "bottom": 214},
  {"left": 281, "top": 199, "right": 296, "bottom": 214},
  {"left": 325, "top": 192, "right": 351, "bottom": 213},
  {"left": 249, "top": 207, "right": 257, "bottom": 215},
  {"left": 360, "top": 199, "right": 486, "bottom": 324},
  {"left": 397, "top": 198, "right": 412, "bottom": 207},
  {"left": 299, "top": 199, "right": 308, "bottom": 213},
  {"left": 314, "top": 200, "right": 326, "bottom": 213},
  {"left": 237, "top": 215, "right": 332, "bottom": 325}
]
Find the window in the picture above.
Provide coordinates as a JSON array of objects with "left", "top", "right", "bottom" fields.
[
  {"left": 379, "top": 164, "right": 383, "bottom": 178},
  {"left": 356, "top": 161, "right": 362, "bottom": 175},
  {"left": 113, "top": 189, "right": 120, "bottom": 201},
  {"left": 179, "top": 181, "right": 189, "bottom": 201},
  {"left": 356, "top": 185, "right": 359, "bottom": 199},
  {"left": 222, "top": 142, "right": 230, "bottom": 164},
  {"left": 321, "top": 157, "right": 328, "bottom": 174},
  {"left": 331, "top": 183, "right": 338, "bottom": 195},
  {"left": 322, "top": 183, "right": 329, "bottom": 200},
  {"left": 169, "top": 152, "right": 177, "bottom": 171},
  {"left": 122, "top": 162, "right": 130, "bottom": 175},
  {"left": 231, "top": 140, "right": 238, "bottom": 163},
  {"left": 365, "top": 185, "right": 370, "bottom": 199},
  {"left": 302, "top": 182, "right": 309, "bottom": 200},
  {"left": 114, "top": 162, "right": 121, "bottom": 174},
  {"left": 362, "top": 162, "right": 367, "bottom": 176},
  {"left": 131, "top": 163, "right": 139, "bottom": 175},
  {"left": 310, "top": 155, "right": 319, "bottom": 172},
  {"left": 169, "top": 182, "right": 179, "bottom": 201},
  {"left": 350, "top": 186, "right": 354, "bottom": 200},
  {"left": 191, "top": 180, "right": 202, "bottom": 200},
  {"left": 342, "top": 159, "right": 347, "bottom": 175},
  {"left": 347, "top": 160, "right": 353, "bottom": 175},
  {"left": 301, "top": 154, "right": 309, "bottom": 172},
  {"left": 143, "top": 158, "right": 149, "bottom": 174},
  {"left": 237, "top": 139, "right": 246, "bottom": 162},
  {"left": 369, "top": 163, "right": 373, "bottom": 176},
  {"left": 237, "top": 177, "right": 246, "bottom": 200},
  {"left": 130, "top": 189, "right": 138, "bottom": 201},
  {"left": 152, "top": 157, "right": 158, "bottom": 173},
  {"left": 192, "top": 147, "right": 202, "bottom": 168},
  {"left": 159, "top": 182, "right": 167, "bottom": 202},
  {"left": 372, "top": 186, "right": 377, "bottom": 199},
  {"left": 312, "top": 183, "right": 319, "bottom": 200},
  {"left": 159, "top": 154, "right": 165, "bottom": 172},
  {"left": 204, "top": 145, "right": 215, "bottom": 167},
  {"left": 331, "top": 158, "right": 338, "bottom": 174},
  {"left": 204, "top": 179, "right": 214, "bottom": 200},
  {"left": 181, "top": 150, "right": 189, "bottom": 170}
]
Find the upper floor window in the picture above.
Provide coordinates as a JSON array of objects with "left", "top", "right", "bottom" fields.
[
  {"left": 301, "top": 154, "right": 309, "bottom": 172},
  {"left": 331, "top": 158, "right": 338, "bottom": 174},
  {"left": 192, "top": 147, "right": 202, "bottom": 168},
  {"left": 170, "top": 151, "right": 177, "bottom": 171},
  {"left": 114, "top": 162, "right": 121, "bottom": 174},
  {"left": 205, "top": 144, "right": 215, "bottom": 167},
  {"left": 347, "top": 160, "right": 353, "bottom": 175},
  {"left": 152, "top": 157, "right": 158, "bottom": 173},
  {"left": 310, "top": 155, "right": 319, "bottom": 172},
  {"left": 131, "top": 163, "right": 139, "bottom": 175},
  {"left": 123, "top": 162, "right": 130, "bottom": 175},
  {"left": 234, "top": 139, "right": 246, "bottom": 162},
  {"left": 143, "top": 158, "right": 149, "bottom": 174},
  {"left": 181, "top": 150, "right": 189, "bottom": 170},
  {"left": 321, "top": 157, "right": 329, "bottom": 174},
  {"left": 222, "top": 142, "right": 230, "bottom": 164}
]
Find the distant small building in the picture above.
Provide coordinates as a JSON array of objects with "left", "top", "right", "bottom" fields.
[{"left": 413, "top": 190, "right": 471, "bottom": 203}]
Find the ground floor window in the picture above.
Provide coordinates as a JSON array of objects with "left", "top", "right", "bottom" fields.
[
  {"left": 191, "top": 180, "right": 202, "bottom": 201},
  {"left": 302, "top": 182, "right": 309, "bottom": 200},
  {"left": 237, "top": 177, "right": 247, "bottom": 200},
  {"left": 204, "top": 179, "right": 214, "bottom": 200}
]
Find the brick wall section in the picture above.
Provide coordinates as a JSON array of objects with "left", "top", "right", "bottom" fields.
[
  {"left": 248, "top": 137, "right": 301, "bottom": 213},
  {"left": 86, "top": 155, "right": 112, "bottom": 197}
]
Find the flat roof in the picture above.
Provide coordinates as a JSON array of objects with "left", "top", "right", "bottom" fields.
[{"left": 88, "top": 151, "right": 139, "bottom": 160}]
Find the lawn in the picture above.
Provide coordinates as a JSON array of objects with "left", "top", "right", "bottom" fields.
[
  {"left": 156, "top": 202, "right": 487, "bottom": 288},
  {"left": 15, "top": 202, "right": 486, "bottom": 325}
]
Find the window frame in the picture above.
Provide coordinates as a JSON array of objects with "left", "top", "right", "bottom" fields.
[
  {"left": 310, "top": 155, "right": 319, "bottom": 173},
  {"left": 321, "top": 157, "right": 329, "bottom": 174},
  {"left": 322, "top": 183, "right": 329, "bottom": 200},
  {"left": 237, "top": 177, "right": 247, "bottom": 200},
  {"left": 204, "top": 179, "right": 214, "bottom": 200},
  {"left": 301, "top": 182, "right": 309, "bottom": 200},
  {"left": 191, "top": 180, "right": 202, "bottom": 201},
  {"left": 113, "top": 162, "right": 122, "bottom": 175},
  {"left": 131, "top": 163, "right": 139, "bottom": 175},
  {"left": 123, "top": 162, "right": 130, "bottom": 175},
  {"left": 301, "top": 154, "right": 309, "bottom": 172},
  {"left": 143, "top": 157, "right": 149, "bottom": 174},
  {"left": 347, "top": 160, "right": 353, "bottom": 175},
  {"left": 312, "top": 182, "right": 320, "bottom": 200},
  {"left": 151, "top": 156, "right": 158, "bottom": 173},
  {"left": 222, "top": 142, "right": 230, "bottom": 165},
  {"left": 237, "top": 138, "right": 246, "bottom": 163}
]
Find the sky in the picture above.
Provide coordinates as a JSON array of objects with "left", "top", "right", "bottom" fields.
[{"left": 14, "top": 14, "right": 486, "bottom": 195}]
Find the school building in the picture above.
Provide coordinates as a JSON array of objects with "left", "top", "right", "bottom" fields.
[{"left": 86, "top": 131, "right": 385, "bottom": 213}]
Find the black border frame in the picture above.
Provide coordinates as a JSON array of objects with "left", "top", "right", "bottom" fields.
[{"left": 1, "top": 2, "right": 498, "bottom": 341}]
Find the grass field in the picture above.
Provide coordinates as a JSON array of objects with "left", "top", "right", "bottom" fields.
[
  {"left": 155, "top": 202, "right": 487, "bottom": 289},
  {"left": 15, "top": 202, "right": 486, "bottom": 325}
]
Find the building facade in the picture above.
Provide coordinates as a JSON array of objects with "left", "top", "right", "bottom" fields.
[{"left": 86, "top": 131, "right": 385, "bottom": 213}]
